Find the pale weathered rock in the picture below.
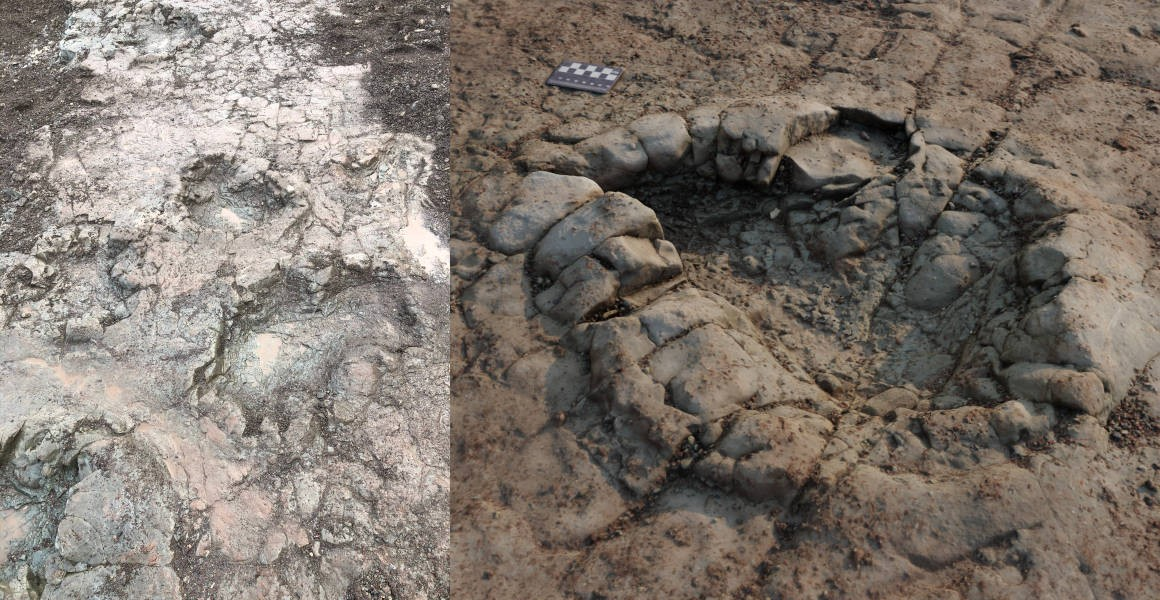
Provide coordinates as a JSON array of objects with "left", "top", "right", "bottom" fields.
[
  {"left": 55, "top": 441, "right": 174, "bottom": 567},
  {"left": 628, "top": 113, "right": 692, "bottom": 172},
  {"left": 0, "top": 1, "right": 449, "bottom": 597},
  {"left": 635, "top": 287, "right": 758, "bottom": 346},
  {"left": 584, "top": 316, "right": 657, "bottom": 384},
  {"left": 697, "top": 407, "right": 833, "bottom": 503},
  {"left": 458, "top": 173, "right": 523, "bottom": 226},
  {"left": 716, "top": 98, "right": 839, "bottom": 185},
  {"left": 460, "top": 255, "right": 531, "bottom": 326},
  {"left": 496, "top": 429, "right": 630, "bottom": 545},
  {"left": 862, "top": 387, "right": 920, "bottom": 416},
  {"left": 545, "top": 119, "right": 609, "bottom": 144},
  {"left": 916, "top": 96, "right": 1007, "bottom": 153},
  {"left": 487, "top": 171, "right": 603, "bottom": 254},
  {"left": 977, "top": 151, "right": 1103, "bottom": 220},
  {"left": 785, "top": 135, "right": 878, "bottom": 192},
  {"left": 534, "top": 256, "right": 620, "bottom": 324},
  {"left": 575, "top": 128, "right": 649, "bottom": 188},
  {"left": 686, "top": 105, "right": 723, "bottom": 166},
  {"left": 905, "top": 253, "right": 982, "bottom": 310},
  {"left": 997, "top": 210, "right": 1159, "bottom": 405},
  {"left": 935, "top": 211, "right": 986, "bottom": 238},
  {"left": 647, "top": 325, "right": 767, "bottom": 422},
  {"left": 1001, "top": 276, "right": 1160, "bottom": 401},
  {"left": 799, "top": 71, "right": 917, "bottom": 127},
  {"left": 514, "top": 139, "right": 589, "bottom": 176},
  {"left": 897, "top": 141, "right": 964, "bottom": 237},
  {"left": 989, "top": 400, "right": 1054, "bottom": 445},
  {"left": 63, "top": 314, "right": 103, "bottom": 343},
  {"left": 532, "top": 192, "right": 663, "bottom": 277},
  {"left": 1002, "top": 363, "right": 1113, "bottom": 417},
  {"left": 593, "top": 235, "right": 683, "bottom": 294},
  {"left": 951, "top": 181, "right": 1008, "bottom": 215},
  {"left": 1019, "top": 212, "right": 1150, "bottom": 286},
  {"left": 864, "top": 463, "right": 1046, "bottom": 566},
  {"left": 719, "top": 98, "right": 838, "bottom": 155},
  {"left": 597, "top": 364, "right": 698, "bottom": 492}
]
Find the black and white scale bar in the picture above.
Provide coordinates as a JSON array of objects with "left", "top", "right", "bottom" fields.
[{"left": 546, "top": 60, "right": 623, "bottom": 94}]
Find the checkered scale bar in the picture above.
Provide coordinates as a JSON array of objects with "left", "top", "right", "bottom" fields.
[{"left": 546, "top": 60, "right": 623, "bottom": 94}]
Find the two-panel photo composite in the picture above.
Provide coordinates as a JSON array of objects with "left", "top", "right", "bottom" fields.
[{"left": 1, "top": 1, "right": 1158, "bottom": 598}]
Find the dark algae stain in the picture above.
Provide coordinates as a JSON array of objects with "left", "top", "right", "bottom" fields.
[{"left": 317, "top": 1, "right": 451, "bottom": 239}]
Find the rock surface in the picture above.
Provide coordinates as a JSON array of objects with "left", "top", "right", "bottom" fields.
[
  {"left": 452, "top": 1, "right": 1160, "bottom": 599},
  {"left": 1, "top": 1, "right": 449, "bottom": 598}
]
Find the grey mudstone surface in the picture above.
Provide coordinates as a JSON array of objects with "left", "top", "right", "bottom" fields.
[
  {"left": 818, "top": 177, "right": 898, "bottom": 262},
  {"left": 935, "top": 211, "right": 987, "bottom": 237},
  {"left": 453, "top": 3, "right": 1160, "bottom": 595}
]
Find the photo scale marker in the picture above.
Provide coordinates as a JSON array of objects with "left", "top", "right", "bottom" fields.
[{"left": 546, "top": 60, "right": 623, "bottom": 94}]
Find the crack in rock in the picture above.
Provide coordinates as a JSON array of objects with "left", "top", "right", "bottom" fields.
[{"left": 2, "top": 0, "right": 448, "bottom": 597}]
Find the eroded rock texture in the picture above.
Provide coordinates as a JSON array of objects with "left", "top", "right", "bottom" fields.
[
  {"left": 452, "top": 1, "right": 1160, "bottom": 598},
  {"left": 1, "top": 1, "right": 449, "bottom": 598}
]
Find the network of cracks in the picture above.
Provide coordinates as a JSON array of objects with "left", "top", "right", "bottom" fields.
[{"left": 466, "top": 93, "right": 1160, "bottom": 506}]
